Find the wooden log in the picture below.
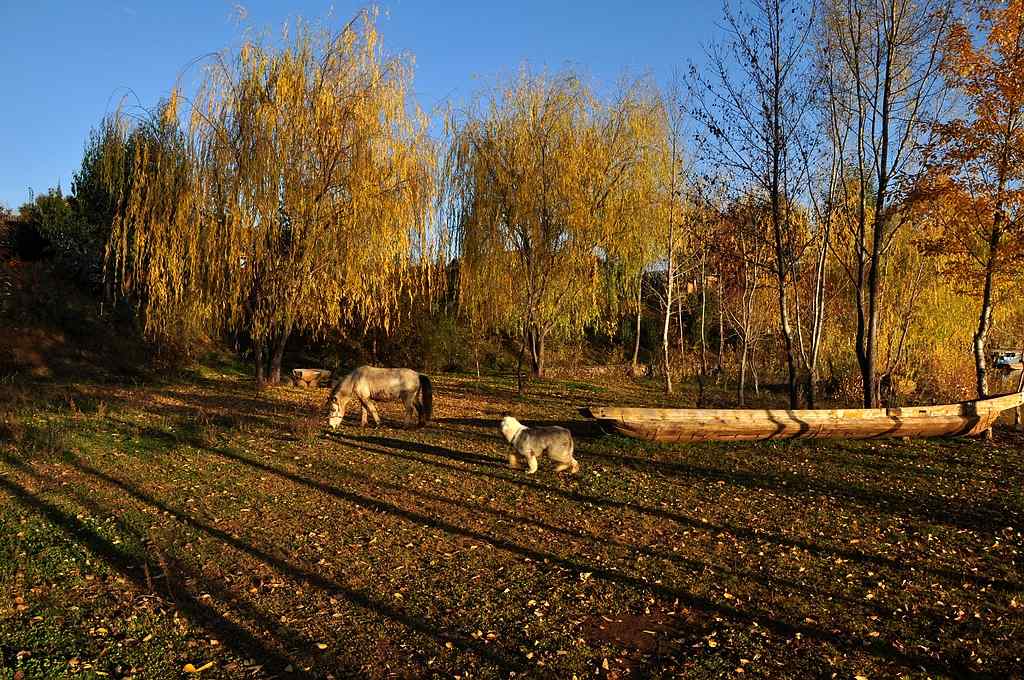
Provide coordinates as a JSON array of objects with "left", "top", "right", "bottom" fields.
[
  {"left": 291, "top": 368, "right": 332, "bottom": 389},
  {"left": 582, "top": 391, "right": 1024, "bottom": 443}
]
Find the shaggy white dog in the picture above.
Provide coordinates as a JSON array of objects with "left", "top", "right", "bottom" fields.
[{"left": 500, "top": 416, "right": 579, "bottom": 474}]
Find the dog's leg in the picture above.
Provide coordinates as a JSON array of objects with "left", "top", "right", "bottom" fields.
[
  {"left": 360, "top": 404, "right": 368, "bottom": 427},
  {"left": 525, "top": 453, "right": 538, "bottom": 474},
  {"left": 507, "top": 453, "right": 521, "bottom": 470},
  {"left": 570, "top": 458, "right": 580, "bottom": 474},
  {"left": 553, "top": 462, "right": 570, "bottom": 473}
]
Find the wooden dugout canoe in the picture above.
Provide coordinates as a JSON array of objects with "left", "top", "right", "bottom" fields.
[{"left": 581, "top": 391, "right": 1024, "bottom": 443}]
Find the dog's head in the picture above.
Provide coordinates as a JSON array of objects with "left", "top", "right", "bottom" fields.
[{"left": 500, "top": 415, "right": 525, "bottom": 442}]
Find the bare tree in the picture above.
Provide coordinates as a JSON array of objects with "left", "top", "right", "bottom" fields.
[
  {"left": 691, "top": 0, "right": 816, "bottom": 408},
  {"left": 657, "top": 82, "right": 691, "bottom": 394},
  {"left": 794, "top": 59, "right": 849, "bottom": 406},
  {"left": 720, "top": 198, "right": 773, "bottom": 405},
  {"left": 820, "top": 0, "right": 952, "bottom": 406}
]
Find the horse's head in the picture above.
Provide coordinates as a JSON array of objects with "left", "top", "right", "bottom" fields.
[{"left": 326, "top": 397, "right": 343, "bottom": 429}]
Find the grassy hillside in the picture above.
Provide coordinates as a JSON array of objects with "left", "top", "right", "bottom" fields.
[{"left": 2, "top": 362, "right": 1023, "bottom": 678}]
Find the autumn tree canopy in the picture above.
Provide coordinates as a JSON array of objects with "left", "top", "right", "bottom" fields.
[
  {"left": 444, "top": 71, "right": 667, "bottom": 378},
  {"left": 917, "top": 0, "right": 1024, "bottom": 398},
  {"left": 107, "top": 12, "right": 435, "bottom": 383}
]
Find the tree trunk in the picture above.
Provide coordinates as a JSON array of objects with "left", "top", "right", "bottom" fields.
[
  {"left": 767, "top": 49, "right": 798, "bottom": 409},
  {"left": 537, "top": 332, "right": 545, "bottom": 378},
  {"left": 855, "top": 282, "right": 872, "bottom": 407},
  {"left": 865, "top": 249, "right": 881, "bottom": 408},
  {"left": 973, "top": 228, "right": 1002, "bottom": 400},
  {"left": 631, "top": 282, "right": 642, "bottom": 370},
  {"left": 804, "top": 370, "right": 816, "bottom": 409},
  {"left": 751, "top": 346, "right": 760, "bottom": 397},
  {"left": 516, "top": 327, "right": 527, "bottom": 394},
  {"left": 716, "top": 272, "right": 725, "bottom": 383},
  {"left": 738, "top": 341, "right": 748, "bottom": 406},
  {"left": 776, "top": 279, "right": 798, "bottom": 408},
  {"left": 527, "top": 327, "right": 545, "bottom": 378},
  {"left": 254, "top": 341, "right": 266, "bottom": 388},
  {"left": 677, "top": 281, "right": 686, "bottom": 357},
  {"left": 974, "top": 225, "right": 1002, "bottom": 440},
  {"left": 699, "top": 256, "right": 708, "bottom": 376},
  {"left": 269, "top": 326, "right": 291, "bottom": 385},
  {"left": 663, "top": 271, "right": 674, "bottom": 394}
]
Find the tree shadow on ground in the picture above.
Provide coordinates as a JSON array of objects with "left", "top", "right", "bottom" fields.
[
  {"left": 194, "top": 443, "right": 982, "bottom": 679},
  {"left": 61, "top": 457, "right": 530, "bottom": 676},
  {"left": 310, "top": 451, "right": 902, "bottom": 620},
  {"left": 0, "top": 474, "right": 299, "bottom": 676},
  {"left": 333, "top": 433, "right": 1020, "bottom": 594},
  {"left": 581, "top": 446, "right": 1020, "bottom": 538}
]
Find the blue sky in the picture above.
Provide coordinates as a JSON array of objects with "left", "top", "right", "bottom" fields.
[{"left": 0, "top": 1, "right": 719, "bottom": 210}]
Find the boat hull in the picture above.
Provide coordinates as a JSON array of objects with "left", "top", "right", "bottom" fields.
[{"left": 583, "top": 392, "right": 1024, "bottom": 443}]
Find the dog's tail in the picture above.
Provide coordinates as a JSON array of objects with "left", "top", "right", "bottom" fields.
[{"left": 416, "top": 374, "right": 433, "bottom": 427}]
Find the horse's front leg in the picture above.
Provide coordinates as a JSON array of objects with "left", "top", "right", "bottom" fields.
[
  {"left": 340, "top": 398, "right": 350, "bottom": 421},
  {"left": 366, "top": 399, "right": 382, "bottom": 426},
  {"left": 358, "top": 396, "right": 380, "bottom": 427}
]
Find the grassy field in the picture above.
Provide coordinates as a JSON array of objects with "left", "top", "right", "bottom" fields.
[{"left": 1, "top": 360, "right": 1023, "bottom": 679}]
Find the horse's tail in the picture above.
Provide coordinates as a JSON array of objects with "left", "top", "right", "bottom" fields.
[{"left": 417, "top": 374, "right": 433, "bottom": 427}]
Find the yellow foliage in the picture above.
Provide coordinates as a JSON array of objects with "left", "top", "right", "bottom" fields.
[
  {"left": 107, "top": 11, "right": 436, "bottom": 347},
  {"left": 444, "top": 69, "right": 670, "bottom": 347}
]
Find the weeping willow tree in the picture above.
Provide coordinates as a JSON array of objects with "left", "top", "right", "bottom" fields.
[
  {"left": 106, "top": 12, "right": 436, "bottom": 383},
  {"left": 598, "top": 81, "right": 679, "bottom": 377},
  {"left": 444, "top": 70, "right": 664, "bottom": 379}
]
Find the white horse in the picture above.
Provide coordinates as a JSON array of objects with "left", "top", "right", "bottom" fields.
[{"left": 325, "top": 366, "right": 433, "bottom": 429}]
